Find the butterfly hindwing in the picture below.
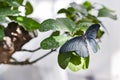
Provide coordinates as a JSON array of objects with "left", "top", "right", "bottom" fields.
[
  {"left": 59, "top": 36, "right": 89, "bottom": 57},
  {"left": 87, "top": 38, "right": 99, "bottom": 53},
  {"left": 85, "top": 24, "right": 100, "bottom": 53}
]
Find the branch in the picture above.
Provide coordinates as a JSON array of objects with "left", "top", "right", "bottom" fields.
[
  {"left": 8, "top": 49, "right": 56, "bottom": 65},
  {"left": 30, "top": 49, "right": 56, "bottom": 64},
  {"left": 20, "top": 47, "right": 41, "bottom": 52},
  {"left": 11, "top": 57, "right": 19, "bottom": 62},
  {"left": 8, "top": 59, "right": 32, "bottom": 65}
]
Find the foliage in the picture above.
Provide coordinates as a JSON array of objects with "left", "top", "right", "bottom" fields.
[
  {"left": 0, "top": 25, "right": 4, "bottom": 41},
  {"left": 0, "top": 0, "right": 117, "bottom": 72}
]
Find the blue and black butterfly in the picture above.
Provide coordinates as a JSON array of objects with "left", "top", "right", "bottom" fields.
[{"left": 59, "top": 24, "right": 100, "bottom": 57}]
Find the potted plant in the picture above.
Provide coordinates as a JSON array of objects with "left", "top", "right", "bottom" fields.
[{"left": 0, "top": 0, "right": 117, "bottom": 72}]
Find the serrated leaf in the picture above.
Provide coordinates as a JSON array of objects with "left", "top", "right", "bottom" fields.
[
  {"left": 68, "top": 54, "right": 89, "bottom": 72},
  {"left": 40, "top": 35, "right": 71, "bottom": 49},
  {"left": 0, "top": 25, "right": 5, "bottom": 41},
  {"left": 25, "top": 1, "right": 33, "bottom": 15},
  {"left": 98, "top": 7, "right": 117, "bottom": 20},
  {"left": 39, "top": 18, "right": 76, "bottom": 34},
  {"left": 58, "top": 52, "right": 72, "bottom": 69},
  {"left": 10, "top": 16, "right": 40, "bottom": 31},
  {"left": 82, "top": 1, "right": 93, "bottom": 11}
]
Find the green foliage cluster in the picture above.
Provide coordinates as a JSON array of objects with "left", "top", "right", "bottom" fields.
[
  {"left": 0, "top": 0, "right": 35, "bottom": 40},
  {"left": 0, "top": 0, "right": 117, "bottom": 71}
]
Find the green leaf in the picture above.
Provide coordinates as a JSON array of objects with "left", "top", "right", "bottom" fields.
[
  {"left": 79, "top": 17, "right": 93, "bottom": 23},
  {"left": 57, "top": 7, "right": 76, "bottom": 20},
  {"left": 0, "top": 7, "right": 20, "bottom": 16},
  {"left": 67, "top": 7, "right": 75, "bottom": 13},
  {"left": 0, "top": 25, "right": 5, "bottom": 41},
  {"left": 82, "top": 1, "right": 93, "bottom": 11},
  {"left": 87, "top": 14, "right": 100, "bottom": 23},
  {"left": 7, "top": 0, "right": 21, "bottom": 7},
  {"left": 73, "top": 29, "right": 83, "bottom": 36},
  {"left": 25, "top": 1, "right": 33, "bottom": 15},
  {"left": 50, "top": 31, "right": 60, "bottom": 37},
  {"left": 58, "top": 52, "right": 72, "bottom": 69},
  {"left": 40, "top": 35, "right": 71, "bottom": 49},
  {"left": 96, "top": 29, "right": 104, "bottom": 39},
  {"left": 68, "top": 53, "right": 89, "bottom": 72},
  {"left": 0, "top": 1, "right": 9, "bottom": 8},
  {"left": 0, "top": 0, "right": 22, "bottom": 7},
  {"left": 0, "top": 17, "right": 7, "bottom": 23},
  {"left": 81, "top": 56, "right": 89, "bottom": 69},
  {"left": 39, "top": 19, "right": 57, "bottom": 32},
  {"left": 40, "top": 37, "right": 59, "bottom": 49},
  {"left": 10, "top": 16, "right": 40, "bottom": 31},
  {"left": 57, "top": 8, "right": 70, "bottom": 14},
  {"left": 70, "top": 2, "right": 88, "bottom": 16},
  {"left": 53, "top": 36, "right": 71, "bottom": 46},
  {"left": 70, "top": 53, "right": 81, "bottom": 65},
  {"left": 57, "top": 7, "right": 75, "bottom": 17},
  {"left": 0, "top": 7, "right": 20, "bottom": 23},
  {"left": 39, "top": 18, "right": 76, "bottom": 34},
  {"left": 56, "top": 18, "right": 75, "bottom": 33},
  {"left": 73, "top": 22, "right": 93, "bottom": 35},
  {"left": 98, "top": 7, "right": 117, "bottom": 20},
  {"left": 16, "top": 0, "right": 23, "bottom": 5}
]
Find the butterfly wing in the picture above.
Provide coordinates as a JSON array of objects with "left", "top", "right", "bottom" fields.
[
  {"left": 85, "top": 24, "right": 100, "bottom": 53},
  {"left": 59, "top": 36, "right": 89, "bottom": 57},
  {"left": 85, "top": 24, "right": 100, "bottom": 39},
  {"left": 87, "top": 38, "right": 99, "bottom": 53}
]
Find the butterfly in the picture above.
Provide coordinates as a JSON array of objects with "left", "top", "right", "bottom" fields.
[{"left": 59, "top": 24, "right": 100, "bottom": 57}]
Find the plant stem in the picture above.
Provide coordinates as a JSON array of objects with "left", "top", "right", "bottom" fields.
[
  {"left": 8, "top": 49, "right": 56, "bottom": 65},
  {"left": 20, "top": 47, "right": 41, "bottom": 52}
]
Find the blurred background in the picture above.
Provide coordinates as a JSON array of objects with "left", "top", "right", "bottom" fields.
[{"left": 0, "top": 0, "right": 120, "bottom": 80}]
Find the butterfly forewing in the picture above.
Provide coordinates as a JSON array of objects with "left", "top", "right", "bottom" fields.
[
  {"left": 59, "top": 36, "right": 89, "bottom": 57},
  {"left": 85, "top": 24, "right": 100, "bottom": 53},
  {"left": 85, "top": 24, "right": 100, "bottom": 39}
]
